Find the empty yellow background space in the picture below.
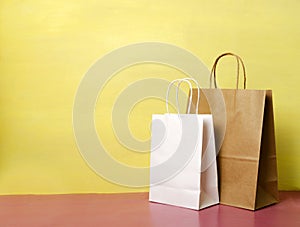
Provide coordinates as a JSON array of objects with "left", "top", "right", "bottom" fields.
[{"left": 0, "top": 0, "right": 299, "bottom": 194}]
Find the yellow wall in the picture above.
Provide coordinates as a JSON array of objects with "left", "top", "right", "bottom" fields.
[{"left": 0, "top": 0, "right": 299, "bottom": 194}]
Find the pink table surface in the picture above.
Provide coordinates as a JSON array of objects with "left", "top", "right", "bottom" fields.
[{"left": 0, "top": 192, "right": 299, "bottom": 227}]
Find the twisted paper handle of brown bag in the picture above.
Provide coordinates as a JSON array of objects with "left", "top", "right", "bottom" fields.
[{"left": 209, "top": 53, "right": 247, "bottom": 89}]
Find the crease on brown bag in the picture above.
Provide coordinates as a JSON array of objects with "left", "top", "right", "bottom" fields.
[{"left": 219, "top": 155, "right": 259, "bottom": 162}]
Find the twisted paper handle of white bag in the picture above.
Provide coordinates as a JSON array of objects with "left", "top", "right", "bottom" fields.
[
  {"left": 166, "top": 79, "right": 193, "bottom": 114},
  {"left": 177, "top": 78, "right": 200, "bottom": 114}
]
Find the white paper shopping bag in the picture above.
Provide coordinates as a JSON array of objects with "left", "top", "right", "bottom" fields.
[{"left": 149, "top": 78, "right": 219, "bottom": 210}]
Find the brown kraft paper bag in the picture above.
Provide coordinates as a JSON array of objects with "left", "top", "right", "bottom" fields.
[{"left": 190, "top": 53, "right": 279, "bottom": 210}]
